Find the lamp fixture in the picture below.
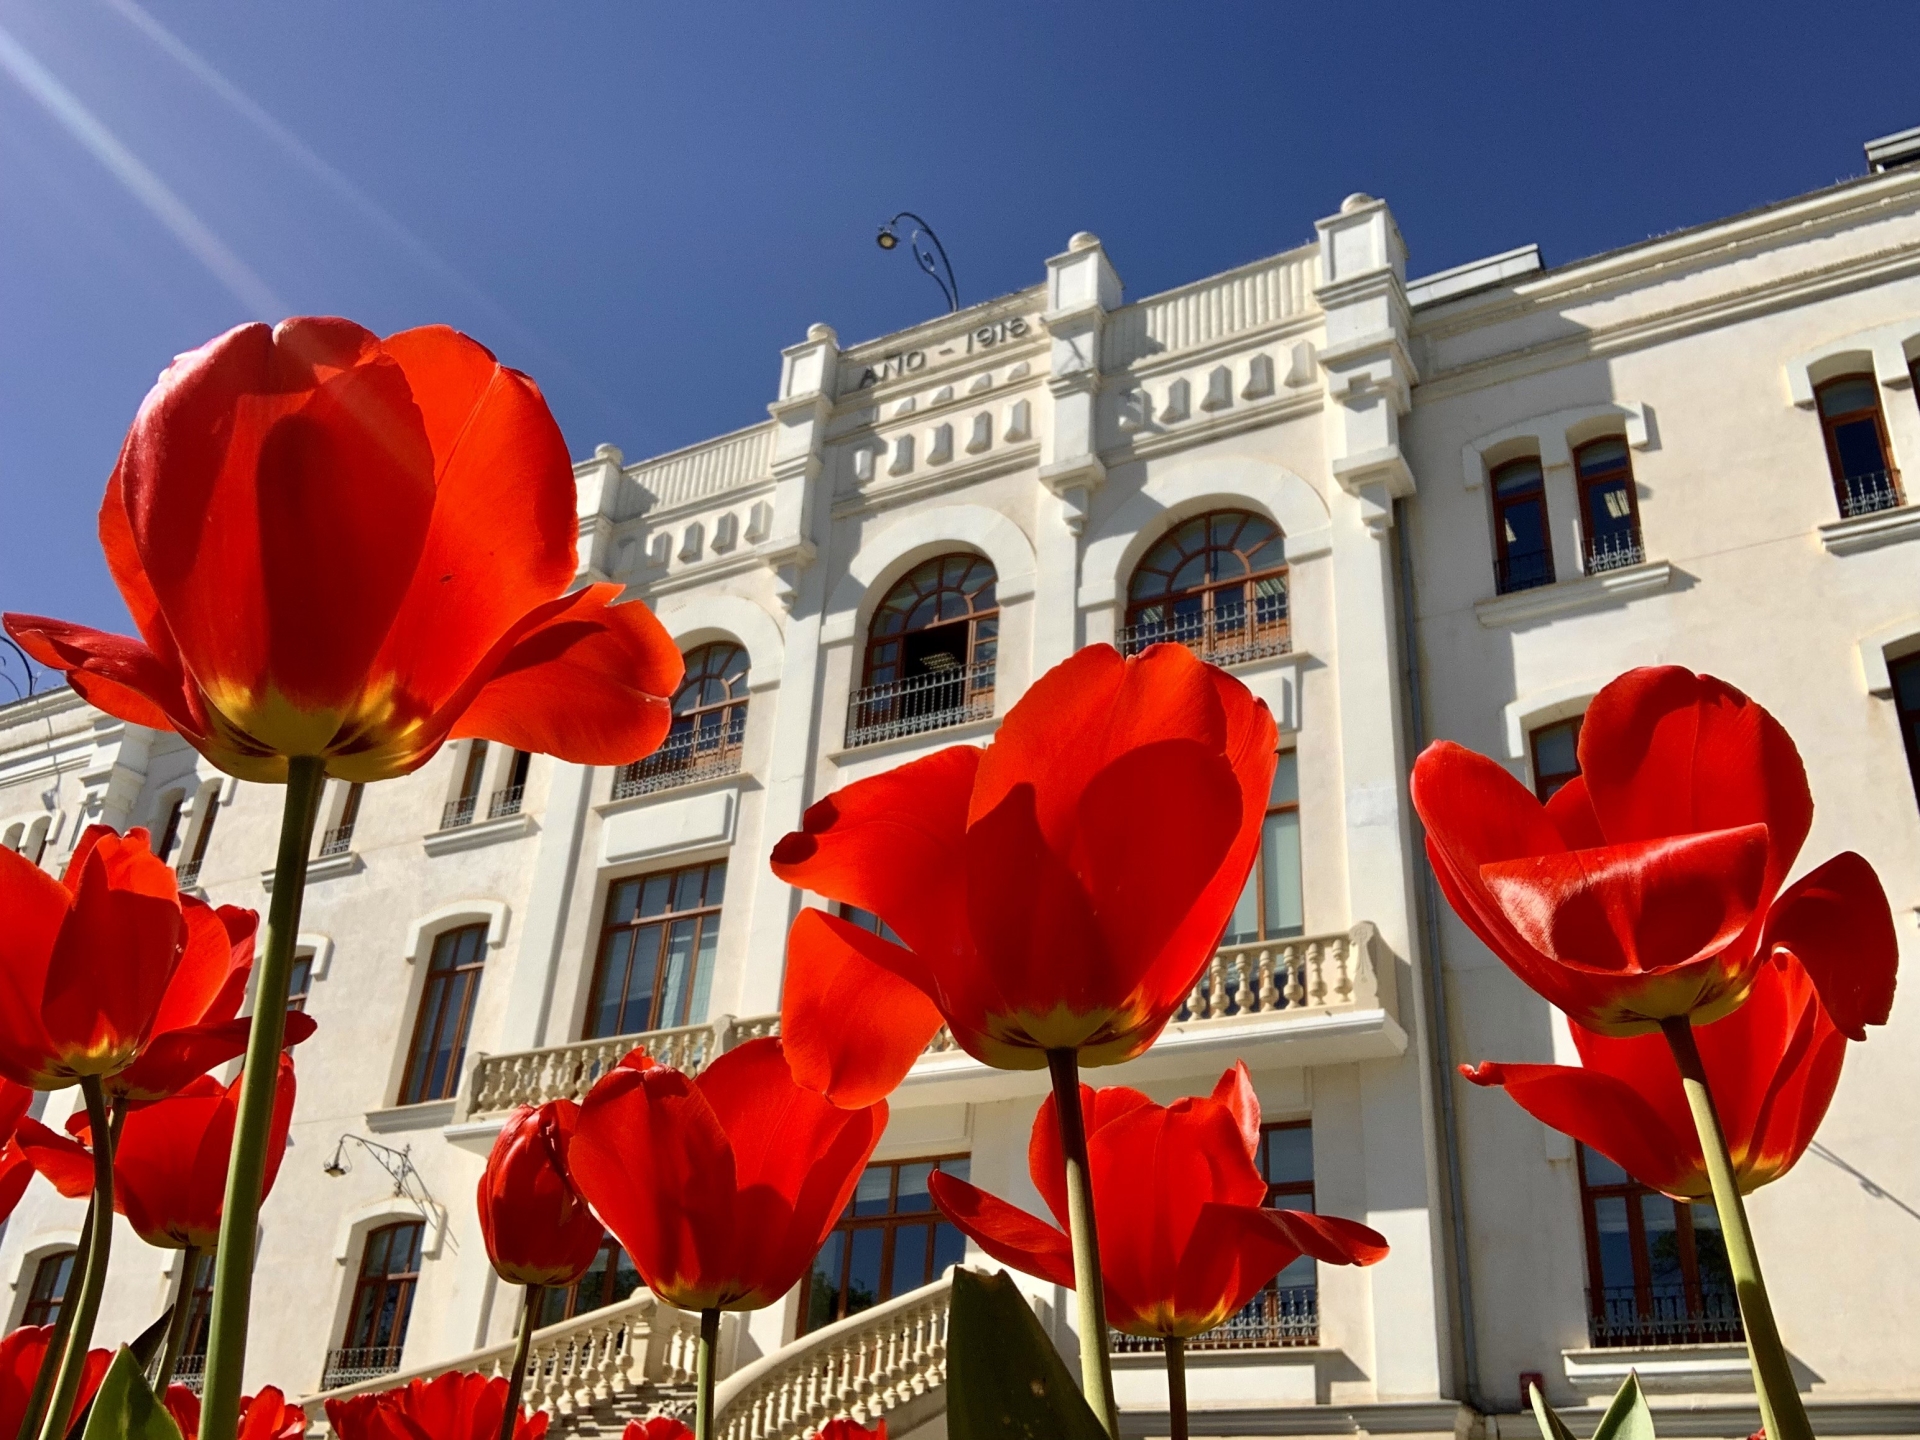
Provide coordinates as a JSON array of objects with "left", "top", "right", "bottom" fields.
[{"left": 875, "top": 212, "right": 957, "bottom": 313}]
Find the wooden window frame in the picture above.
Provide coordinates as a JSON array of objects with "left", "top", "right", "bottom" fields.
[
  {"left": 797, "top": 1153, "right": 970, "bottom": 1336},
  {"left": 155, "top": 798, "right": 185, "bottom": 864},
  {"left": 584, "top": 861, "right": 727, "bottom": 1040},
  {"left": 1123, "top": 509, "right": 1290, "bottom": 664},
  {"left": 1572, "top": 438, "right": 1644, "bottom": 573},
  {"left": 1816, "top": 373, "right": 1902, "bottom": 514},
  {"left": 1576, "top": 1144, "right": 1740, "bottom": 1347},
  {"left": 1528, "top": 717, "right": 1584, "bottom": 803},
  {"left": 399, "top": 924, "right": 489, "bottom": 1104},
  {"left": 341, "top": 1221, "right": 425, "bottom": 1361},
  {"left": 619, "top": 644, "right": 751, "bottom": 794},
  {"left": 537, "top": 1237, "right": 638, "bottom": 1325},
  {"left": 21, "top": 1250, "right": 76, "bottom": 1327},
  {"left": 287, "top": 949, "right": 315, "bottom": 1014},
  {"left": 178, "top": 1251, "right": 216, "bottom": 1360},
  {"left": 1489, "top": 457, "right": 1554, "bottom": 594},
  {"left": 1231, "top": 753, "right": 1302, "bottom": 943}
]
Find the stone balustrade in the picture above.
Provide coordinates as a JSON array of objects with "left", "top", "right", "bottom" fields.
[
  {"left": 712, "top": 1274, "right": 950, "bottom": 1440},
  {"left": 1180, "top": 923, "right": 1389, "bottom": 1023},
  {"left": 300, "top": 1290, "right": 701, "bottom": 1421}
]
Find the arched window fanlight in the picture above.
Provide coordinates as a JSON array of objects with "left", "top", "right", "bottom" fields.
[
  {"left": 848, "top": 554, "right": 998, "bottom": 746},
  {"left": 1123, "top": 510, "right": 1289, "bottom": 667}
]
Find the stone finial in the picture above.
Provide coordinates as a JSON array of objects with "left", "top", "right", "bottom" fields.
[
  {"left": 1068, "top": 231, "right": 1101, "bottom": 252},
  {"left": 1341, "top": 193, "right": 1377, "bottom": 213},
  {"left": 806, "top": 323, "right": 837, "bottom": 344}
]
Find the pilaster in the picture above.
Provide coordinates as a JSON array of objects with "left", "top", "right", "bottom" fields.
[
  {"left": 759, "top": 324, "right": 837, "bottom": 611},
  {"left": 573, "top": 444, "right": 625, "bottom": 584}
]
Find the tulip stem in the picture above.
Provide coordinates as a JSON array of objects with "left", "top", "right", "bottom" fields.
[
  {"left": 199, "top": 756, "right": 326, "bottom": 1440},
  {"left": 16, "top": 1199, "right": 89, "bottom": 1440},
  {"left": 1661, "top": 1017, "right": 1810, "bottom": 1440},
  {"left": 38, "top": 1078, "right": 114, "bottom": 1440},
  {"left": 1046, "top": 1048, "right": 1119, "bottom": 1439},
  {"left": 1165, "top": 1336, "right": 1188, "bottom": 1440},
  {"left": 694, "top": 1308, "right": 719, "bottom": 1440},
  {"left": 499, "top": 1285, "right": 542, "bottom": 1440},
  {"left": 154, "top": 1245, "right": 200, "bottom": 1395}
]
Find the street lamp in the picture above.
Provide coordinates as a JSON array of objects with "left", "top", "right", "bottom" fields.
[{"left": 876, "top": 211, "right": 958, "bottom": 313}]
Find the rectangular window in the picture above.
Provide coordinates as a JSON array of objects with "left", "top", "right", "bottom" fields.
[
  {"left": 1578, "top": 1144, "right": 1741, "bottom": 1347},
  {"left": 1574, "top": 439, "right": 1644, "bottom": 574},
  {"left": 156, "top": 798, "right": 185, "bottom": 863},
  {"left": 799, "top": 1155, "right": 971, "bottom": 1336},
  {"left": 1889, "top": 653, "right": 1920, "bottom": 811},
  {"left": 442, "top": 743, "right": 489, "bottom": 830},
  {"left": 586, "top": 861, "right": 726, "bottom": 1039},
  {"left": 1817, "top": 374, "right": 1903, "bottom": 517},
  {"left": 1529, "top": 717, "right": 1584, "bottom": 802},
  {"left": 176, "top": 791, "right": 218, "bottom": 888},
  {"left": 287, "top": 951, "right": 315, "bottom": 1014},
  {"left": 21, "top": 1250, "right": 75, "bottom": 1327},
  {"left": 535, "top": 1238, "right": 640, "bottom": 1326},
  {"left": 326, "top": 1221, "right": 425, "bottom": 1388},
  {"left": 489, "top": 751, "right": 532, "bottom": 819},
  {"left": 1224, "top": 751, "right": 1302, "bottom": 944},
  {"left": 1491, "top": 458, "right": 1554, "bottom": 594},
  {"left": 321, "top": 783, "right": 364, "bottom": 858},
  {"left": 174, "top": 1251, "right": 217, "bottom": 1389},
  {"left": 400, "top": 924, "right": 488, "bottom": 1104}
]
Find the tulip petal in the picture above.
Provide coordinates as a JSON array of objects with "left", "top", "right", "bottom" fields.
[
  {"left": 1759, "top": 851, "right": 1897, "bottom": 1041},
  {"left": 1461, "top": 1060, "right": 1701, "bottom": 1198},
  {"left": 1545, "top": 777, "right": 1606, "bottom": 851},
  {"left": 696, "top": 1038, "right": 886, "bottom": 1307},
  {"left": 570, "top": 1061, "right": 739, "bottom": 1311},
  {"left": 14, "top": 1117, "right": 94, "bottom": 1199},
  {"left": 150, "top": 899, "right": 254, "bottom": 1036},
  {"left": 0, "top": 850, "right": 65, "bottom": 1087},
  {"left": 1261, "top": 1208, "right": 1390, "bottom": 1266},
  {"left": 0, "top": 1141, "right": 33, "bottom": 1224},
  {"left": 926, "top": 1169, "right": 1073, "bottom": 1288},
  {"left": 1578, "top": 667, "right": 1813, "bottom": 901},
  {"left": 368, "top": 328, "right": 579, "bottom": 715},
  {"left": 780, "top": 909, "right": 947, "bottom": 1108},
  {"left": 1027, "top": 1083, "right": 1157, "bottom": 1234},
  {"left": 444, "top": 584, "right": 681, "bottom": 769},
  {"left": 1157, "top": 1201, "right": 1310, "bottom": 1338},
  {"left": 771, "top": 745, "right": 981, "bottom": 973},
  {"left": 1479, "top": 825, "right": 1769, "bottom": 981},
  {"left": 1210, "top": 1062, "right": 1262, "bottom": 1161},
  {"left": 2, "top": 615, "right": 195, "bottom": 736},
  {"left": 111, "top": 1011, "right": 316, "bottom": 1105},
  {"left": 43, "top": 842, "right": 185, "bottom": 1077},
  {"left": 0, "top": 1080, "right": 29, "bottom": 1141}
]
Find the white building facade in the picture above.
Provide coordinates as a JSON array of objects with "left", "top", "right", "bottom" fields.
[{"left": 3, "top": 125, "right": 1919, "bottom": 1440}]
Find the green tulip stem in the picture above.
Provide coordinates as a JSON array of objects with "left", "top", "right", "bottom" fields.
[
  {"left": 1046, "top": 1048, "right": 1119, "bottom": 1438},
  {"left": 37, "top": 1078, "right": 114, "bottom": 1440},
  {"left": 16, "top": 1196, "right": 89, "bottom": 1440},
  {"left": 1165, "top": 1336, "right": 1188, "bottom": 1440},
  {"left": 694, "top": 1308, "right": 720, "bottom": 1440},
  {"left": 1660, "top": 1017, "right": 1810, "bottom": 1440},
  {"left": 199, "top": 756, "right": 326, "bottom": 1440},
  {"left": 498, "top": 1285, "right": 542, "bottom": 1440},
  {"left": 153, "top": 1244, "right": 200, "bottom": 1394}
]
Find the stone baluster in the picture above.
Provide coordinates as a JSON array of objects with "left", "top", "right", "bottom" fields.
[
  {"left": 1256, "top": 947, "right": 1280, "bottom": 1011},
  {"left": 1331, "top": 935, "right": 1354, "bottom": 1003},
  {"left": 1232, "top": 950, "right": 1257, "bottom": 1013},
  {"left": 1206, "top": 955, "right": 1229, "bottom": 1017},
  {"left": 1284, "top": 948, "right": 1307, "bottom": 1007}
]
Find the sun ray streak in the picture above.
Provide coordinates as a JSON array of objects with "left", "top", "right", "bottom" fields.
[{"left": 0, "top": 21, "right": 285, "bottom": 319}]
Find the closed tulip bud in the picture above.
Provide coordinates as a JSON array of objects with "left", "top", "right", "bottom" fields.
[
  {"left": 478, "top": 1100, "right": 605, "bottom": 1288},
  {"left": 326, "top": 1372, "right": 548, "bottom": 1440}
]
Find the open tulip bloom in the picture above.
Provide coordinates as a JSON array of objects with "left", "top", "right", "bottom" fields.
[
  {"left": 1414, "top": 665, "right": 1898, "bottom": 1440},
  {"left": 0, "top": 1328, "right": 110, "bottom": 1440},
  {"left": 930, "top": 1063, "right": 1385, "bottom": 1437},
  {"left": 326, "top": 1373, "right": 549, "bottom": 1440},
  {"left": 163, "top": 1384, "right": 309, "bottom": 1440}
]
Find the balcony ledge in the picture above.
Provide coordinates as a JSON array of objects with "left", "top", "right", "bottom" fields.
[
  {"left": 827, "top": 713, "right": 999, "bottom": 768},
  {"left": 365, "top": 1098, "right": 456, "bottom": 1134},
  {"left": 1818, "top": 501, "right": 1920, "bottom": 556},
  {"left": 422, "top": 811, "right": 535, "bottom": 856},
  {"left": 259, "top": 849, "right": 360, "bottom": 893},
  {"left": 1562, "top": 1343, "right": 1752, "bottom": 1401},
  {"left": 1117, "top": 1399, "right": 1474, "bottom": 1440},
  {"left": 594, "top": 768, "right": 747, "bottom": 817},
  {"left": 1474, "top": 560, "right": 1673, "bottom": 629}
]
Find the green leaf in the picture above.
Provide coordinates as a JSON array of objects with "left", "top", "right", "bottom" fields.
[
  {"left": 71, "top": 1310, "right": 172, "bottom": 1440},
  {"left": 79, "top": 1348, "right": 183, "bottom": 1440},
  {"left": 1529, "top": 1379, "right": 1579, "bottom": 1440},
  {"left": 1591, "top": 1372, "right": 1657, "bottom": 1440},
  {"left": 946, "top": 1268, "right": 1108, "bottom": 1440}
]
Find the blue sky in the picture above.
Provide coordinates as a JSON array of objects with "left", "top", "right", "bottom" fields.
[{"left": 2, "top": 0, "right": 1917, "bottom": 661}]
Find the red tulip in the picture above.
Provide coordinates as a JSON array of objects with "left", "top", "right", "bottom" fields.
[
  {"left": 0, "top": 1080, "right": 33, "bottom": 1225},
  {"left": 0, "top": 1328, "right": 110, "bottom": 1440},
  {"left": 816, "top": 1422, "right": 887, "bottom": 1440},
  {"left": 325, "top": 1372, "right": 548, "bottom": 1440},
  {"left": 163, "top": 1384, "right": 308, "bottom": 1440},
  {"left": 0, "top": 825, "right": 187, "bottom": 1088},
  {"left": 621, "top": 1421, "right": 693, "bottom": 1440},
  {"left": 1464, "top": 952, "right": 1855, "bottom": 1198},
  {"left": 5, "top": 319, "right": 682, "bottom": 785},
  {"left": 16, "top": 1054, "right": 297, "bottom": 1249},
  {"left": 1412, "top": 666, "right": 1897, "bottom": 1036},
  {"left": 568, "top": 1038, "right": 886, "bottom": 1313},
  {"left": 770, "top": 643, "right": 1277, "bottom": 1106},
  {"left": 929, "top": 1064, "right": 1387, "bottom": 1338},
  {"left": 478, "top": 1100, "right": 605, "bottom": 1287}
]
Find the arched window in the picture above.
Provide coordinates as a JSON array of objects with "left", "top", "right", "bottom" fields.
[
  {"left": 1124, "top": 511, "right": 1289, "bottom": 666},
  {"left": 536, "top": 1238, "right": 641, "bottom": 1325},
  {"left": 615, "top": 642, "right": 750, "bottom": 799},
  {"left": 1489, "top": 458, "right": 1553, "bottom": 594},
  {"left": 20, "top": 1250, "right": 75, "bottom": 1327},
  {"left": 326, "top": 1220, "right": 425, "bottom": 1388},
  {"left": 1573, "top": 438, "right": 1645, "bottom": 574},
  {"left": 400, "top": 924, "right": 488, "bottom": 1104},
  {"left": 174, "top": 787, "right": 219, "bottom": 888},
  {"left": 849, "top": 554, "right": 998, "bottom": 746},
  {"left": 1816, "top": 374, "right": 1902, "bottom": 517}
]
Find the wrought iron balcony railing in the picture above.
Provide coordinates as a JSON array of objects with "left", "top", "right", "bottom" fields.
[
  {"left": 171, "top": 1353, "right": 205, "bottom": 1393},
  {"left": 1838, "top": 468, "right": 1903, "bottom": 519},
  {"left": 440, "top": 795, "right": 477, "bottom": 831},
  {"left": 1495, "top": 549, "right": 1555, "bottom": 595},
  {"left": 174, "top": 860, "right": 202, "bottom": 889},
  {"left": 1584, "top": 530, "right": 1646, "bottom": 575},
  {"left": 317, "top": 823, "right": 355, "bottom": 858},
  {"left": 1117, "top": 607, "right": 1290, "bottom": 669},
  {"left": 487, "top": 784, "right": 525, "bottom": 820},
  {"left": 1113, "top": 1283, "right": 1317, "bottom": 1353},
  {"left": 1587, "top": 1283, "right": 1742, "bottom": 1348},
  {"left": 613, "top": 733, "right": 744, "bottom": 800},
  {"left": 844, "top": 661, "right": 994, "bottom": 748},
  {"left": 320, "top": 1344, "right": 406, "bottom": 1391}
]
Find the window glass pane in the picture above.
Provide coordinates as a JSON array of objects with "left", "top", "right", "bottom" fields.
[
  {"left": 639, "top": 874, "right": 673, "bottom": 917},
  {"left": 658, "top": 919, "right": 696, "bottom": 1027},
  {"left": 1493, "top": 459, "right": 1543, "bottom": 495},
  {"left": 1270, "top": 750, "right": 1298, "bottom": 807},
  {"left": 608, "top": 880, "right": 640, "bottom": 928},
  {"left": 1831, "top": 416, "right": 1889, "bottom": 479},
  {"left": 852, "top": 1166, "right": 893, "bottom": 1218},
  {"left": 1689, "top": 1203, "right": 1734, "bottom": 1296},
  {"left": 894, "top": 1163, "right": 936, "bottom": 1215},
  {"left": 1275, "top": 1252, "right": 1316, "bottom": 1288},
  {"left": 1582, "top": 1146, "right": 1630, "bottom": 1187},
  {"left": 1576, "top": 438, "right": 1628, "bottom": 476},
  {"left": 1893, "top": 655, "right": 1920, "bottom": 710},
  {"left": 1818, "top": 376, "right": 1877, "bottom": 417},
  {"left": 1591, "top": 1195, "right": 1636, "bottom": 1290},
  {"left": 844, "top": 1228, "right": 884, "bottom": 1316},
  {"left": 888, "top": 1224, "right": 931, "bottom": 1296},
  {"left": 1501, "top": 496, "right": 1548, "bottom": 553},
  {"left": 1262, "top": 809, "right": 1303, "bottom": 938},
  {"left": 1533, "top": 722, "right": 1579, "bottom": 780},
  {"left": 673, "top": 867, "right": 705, "bottom": 912},
  {"left": 806, "top": 1231, "right": 845, "bottom": 1331},
  {"left": 1263, "top": 1126, "right": 1313, "bottom": 1187},
  {"left": 1225, "top": 868, "right": 1260, "bottom": 945},
  {"left": 1641, "top": 1194, "right": 1684, "bottom": 1290},
  {"left": 687, "top": 918, "right": 718, "bottom": 1026},
  {"left": 704, "top": 860, "right": 727, "bottom": 908},
  {"left": 622, "top": 926, "right": 662, "bottom": 1034},
  {"left": 931, "top": 1216, "right": 968, "bottom": 1280}
]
